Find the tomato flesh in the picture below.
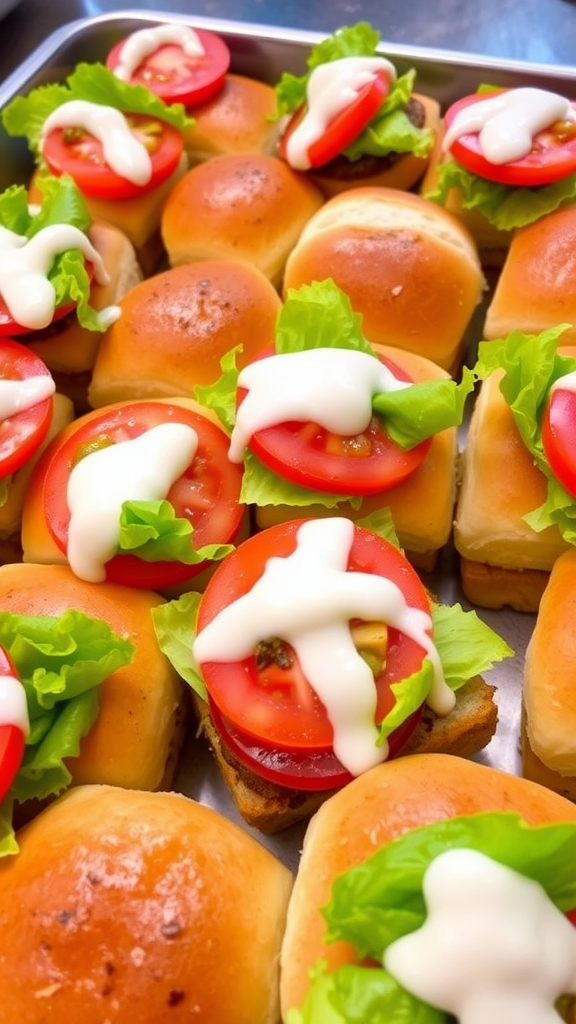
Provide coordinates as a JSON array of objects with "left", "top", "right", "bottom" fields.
[
  {"left": 0, "top": 646, "right": 26, "bottom": 804},
  {"left": 106, "top": 27, "right": 230, "bottom": 107},
  {"left": 238, "top": 348, "right": 431, "bottom": 495},
  {"left": 541, "top": 385, "right": 576, "bottom": 499},
  {"left": 0, "top": 339, "right": 54, "bottom": 479},
  {"left": 444, "top": 90, "right": 576, "bottom": 186},
  {"left": 40, "top": 401, "right": 245, "bottom": 589},
  {"left": 196, "top": 519, "right": 431, "bottom": 790},
  {"left": 42, "top": 113, "right": 184, "bottom": 200},
  {"left": 279, "top": 68, "right": 391, "bottom": 169}
]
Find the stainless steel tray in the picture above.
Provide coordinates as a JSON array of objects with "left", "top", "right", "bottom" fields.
[{"left": 2, "top": 9, "right": 574, "bottom": 872}]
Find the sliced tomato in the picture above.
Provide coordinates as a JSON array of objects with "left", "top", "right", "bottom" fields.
[
  {"left": 238, "top": 348, "right": 431, "bottom": 495},
  {"left": 444, "top": 90, "right": 576, "bottom": 187},
  {"left": 0, "top": 339, "right": 54, "bottom": 479},
  {"left": 279, "top": 68, "right": 391, "bottom": 169},
  {"left": 567, "top": 907, "right": 576, "bottom": 926},
  {"left": 541, "top": 382, "right": 576, "bottom": 498},
  {"left": 39, "top": 401, "right": 245, "bottom": 589},
  {"left": 106, "top": 27, "right": 230, "bottom": 107},
  {"left": 0, "top": 646, "right": 26, "bottom": 804},
  {"left": 196, "top": 519, "right": 431, "bottom": 790},
  {"left": 42, "top": 113, "right": 184, "bottom": 200}
]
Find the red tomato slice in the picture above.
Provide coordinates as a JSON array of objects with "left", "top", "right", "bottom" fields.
[
  {"left": 541, "top": 383, "right": 576, "bottom": 498},
  {"left": 567, "top": 907, "right": 576, "bottom": 926},
  {"left": 279, "top": 68, "right": 391, "bottom": 169},
  {"left": 0, "top": 339, "right": 54, "bottom": 479},
  {"left": 196, "top": 519, "right": 431, "bottom": 789},
  {"left": 238, "top": 348, "right": 432, "bottom": 495},
  {"left": 444, "top": 90, "right": 576, "bottom": 187},
  {"left": 0, "top": 645, "right": 26, "bottom": 804},
  {"left": 42, "top": 113, "right": 184, "bottom": 200},
  {"left": 106, "top": 27, "right": 230, "bottom": 108},
  {"left": 39, "top": 401, "right": 245, "bottom": 589}
]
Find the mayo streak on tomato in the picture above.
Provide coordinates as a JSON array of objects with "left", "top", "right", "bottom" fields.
[
  {"left": 550, "top": 369, "right": 576, "bottom": 394},
  {"left": 66, "top": 422, "right": 198, "bottom": 582},
  {"left": 113, "top": 24, "right": 206, "bottom": 82},
  {"left": 193, "top": 517, "right": 454, "bottom": 777},
  {"left": 0, "top": 222, "right": 111, "bottom": 330},
  {"left": 0, "top": 673, "right": 29, "bottom": 736},
  {"left": 385, "top": 848, "right": 576, "bottom": 1023},
  {"left": 443, "top": 87, "right": 576, "bottom": 165},
  {"left": 0, "top": 376, "right": 55, "bottom": 422},
  {"left": 228, "top": 347, "right": 410, "bottom": 462},
  {"left": 41, "top": 100, "right": 154, "bottom": 186},
  {"left": 285, "top": 56, "right": 396, "bottom": 170}
]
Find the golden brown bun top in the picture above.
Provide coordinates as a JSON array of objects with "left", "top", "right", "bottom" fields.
[
  {"left": 282, "top": 186, "right": 485, "bottom": 372},
  {"left": 280, "top": 752, "right": 576, "bottom": 1016},
  {"left": 87, "top": 260, "right": 282, "bottom": 408},
  {"left": 185, "top": 73, "right": 281, "bottom": 162},
  {"left": 160, "top": 153, "right": 324, "bottom": 287},
  {"left": 484, "top": 202, "right": 576, "bottom": 342},
  {"left": 0, "top": 785, "right": 293, "bottom": 1024}
]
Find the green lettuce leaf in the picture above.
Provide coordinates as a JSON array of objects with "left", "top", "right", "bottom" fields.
[
  {"left": 292, "top": 813, "right": 576, "bottom": 1023},
  {"left": 151, "top": 591, "right": 205, "bottom": 698},
  {"left": 272, "top": 23, "right": 433, "bottom": 162},
  {"left": 1, "top": 61, "right": 192, "bottom": 158},
  {"left": 473, "top": 324, "right": 576, "bottom": 539},
  {"left": 0, "top": 608, "right": 134, "bottom": 857},
  {"left": 118, "top": 499, "right": 235, "bottom": 566}
]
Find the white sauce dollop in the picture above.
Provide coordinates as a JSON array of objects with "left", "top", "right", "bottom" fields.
[
  {"left": 66, "top": 422, "right": 198, "bottom": 583},
  {"left": 228, "top": 347, "right": 410, "bottom": 463},
  {"left": 443, "top": 86, "right": 576, "bottom": 165},
  {"left": 0, "top": 223, "right": 111, "bottom": 330},
  {"left": 0, "top": 375, "right": 55, "bottom": 421},
  {"left": 385, "top": 848, "right": 576, "bottom": 1024},
  {"left": 41, "top": 100, "right": 154, "bottom": 186},
  {"left": 0, "top": 673, "right": 29, "bottom": 736},
  {"left": 113, "top": 24, "right": 205, "bottom": 82},
  {"left": 285, "top": 55, "right": 396, "bottom": 170},
  {"left": 193, "top": 517, "right": 454, "bottom": 777}
]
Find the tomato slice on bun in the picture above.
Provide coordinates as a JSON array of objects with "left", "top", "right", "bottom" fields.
[{"left": 0, "top": 340, "right": 55, "bottom": 480}]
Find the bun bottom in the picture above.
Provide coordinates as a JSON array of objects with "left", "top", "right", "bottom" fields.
[
  {"left": 459, "top": 557, "right": 550, "bottom": 613},
  {"left": 521, "top": 707, "right": 576, "bottom": 803}
]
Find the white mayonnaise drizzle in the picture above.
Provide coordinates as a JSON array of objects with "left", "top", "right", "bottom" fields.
[
  {"left": 193, "top": 517, "right": 454, "bottom": 777},
  {"left": 0, "top": 222, "right": 112, "bottom": 330},
  {"left": 228, "top": 347, "right": 410, "bottom": 463},
  {"left": 443, "top": 86, "right": 576, "bottom": 165},
  {"left": 550, "top": 369, "right": 576, "bottom": 394},
  {"left": 0, "top": 673, "right": 29, "bottom": 736},
  {"left": 285, "top": 55, "right": 396, "bottom": 170},
  {"left": 0, "top": 375, "right": 55, "bottom": 421},
  {"left": 113, "top": 24, "right": 206, "bottom": 82},
  {"left": 66, "top": 422, "right": 198, "bottom": 583},
  {"left": 41, "top": 100, "right": 153, "bottom": 186},
  {"left": 385, "top": 848, "right": 576, "bottom": 1024}
]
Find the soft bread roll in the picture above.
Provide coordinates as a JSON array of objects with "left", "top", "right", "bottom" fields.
[
  {"left": 23, "top": 219, "right": 143, "bottom": 410},
  {"left": 184, "top": 72, "right": 281, "bottom": 163},
  {"left": 282, "top": 186, "right": 485, "bottom": 373},
  {"left": 522, "top": 548, "right": 576, "bottom": 797},
  {"left": 484, "top": 203, "right": 576, "bottom": 341},
  {"left": 279, "top": 752, "right": 576, "bottom": 1018},
  {"left": 308, "top": 93, "right": 441, "bottom": 198},
  {"left": 454, "top": 365, "right": 571, "bottom": 611},
  {"left": 0, "top": 785, "right": 293, "bottom": 1024},
  {"left": 0, "top": 562, "right": 186, "bottom": 794},
  {"left": 255, "top": 344, "right": 459, "bottom": 572},
  {"left": 160, "top": 153, "right": 324, "bottom": 287},
  {"left": 87, "top": 260, "right": 281, "bottom": 407}
]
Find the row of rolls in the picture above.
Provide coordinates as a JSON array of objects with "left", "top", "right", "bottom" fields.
[{"left": 2, "top": 16, "right": 576, "bottom": 1024}]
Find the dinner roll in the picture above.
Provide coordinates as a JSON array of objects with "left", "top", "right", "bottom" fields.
[{"left": 185, "top": 72, "right": 281, "bottom": 163}]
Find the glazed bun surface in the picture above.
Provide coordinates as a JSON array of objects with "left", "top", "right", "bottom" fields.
[
  {"left": 87, "top": 260, "right": 281, "bottom": 407},
  {"left": 0, "top": 785, "right": 293, "bottom": 1024},
  {"left": 185, "top": 73, "right": 281, "bottom": 163},
  {"left": 282, "top": 186, "right": 485, "bottom": 372},
  {"left": 279, "top": 752, "right": 576, "bottom": 1018},
  {"left": 160, "top": 153, "right": 324, "bottom": 286}
]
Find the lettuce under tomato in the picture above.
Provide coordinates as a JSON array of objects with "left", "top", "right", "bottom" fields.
[
  {"left": 0, "top": 608, "right": 134, "bottom": 857},
  {"left": 194, "top": 278, "right": 476, "bottom": 509},
  {"left": 273, "top": 22, "right": 434, "bottom": 163},
  {"left": 1, "top": 61, "right": 192, "bottom": 159},
  {"left": 473, "top": 324, "right": 576, "bottom": 540},
  {"left": 288, "top": 812, "right": 576, "bottom": 1024},
  {"left": 0, "top": 174, "right": 111, "bottom": 331}
]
